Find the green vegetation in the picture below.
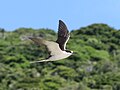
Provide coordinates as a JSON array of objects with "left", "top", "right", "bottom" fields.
[{"left": 0, "top": 23, "right": 120, "bottom": 90}]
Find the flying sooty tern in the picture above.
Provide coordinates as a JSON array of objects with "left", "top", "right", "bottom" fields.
[{"left": 29, "top": 20, "right": 73, "bottom": 63}]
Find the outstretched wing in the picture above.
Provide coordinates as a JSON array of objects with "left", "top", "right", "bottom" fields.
[
  {"left": 56, "top": 20, "right": 70, "bottom": 51},
  {"left": 29, "top": 37, "right": 62, "bottom": 56}
]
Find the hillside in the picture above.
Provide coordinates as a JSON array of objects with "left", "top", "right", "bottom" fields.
[{"left": 0, "top": 23, "right": 120, "bottom": 90}]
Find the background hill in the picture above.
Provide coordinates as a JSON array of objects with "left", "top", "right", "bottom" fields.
[{"left": 0, "top": 23, "right": 120, "bottom": 90}]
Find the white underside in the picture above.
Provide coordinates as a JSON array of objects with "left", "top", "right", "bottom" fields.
[
  {"left": 47, "top": 51, "right": 72, "bottom": 61},
  {"left": 30, "top": 51, "right": 72, "bottom": 63},
  {"left": 29, "top": 38, "right": 72, "bottom": 63}
]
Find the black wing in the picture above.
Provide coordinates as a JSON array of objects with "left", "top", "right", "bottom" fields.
[{"left": 56, "top": 20, "right": 70, "bottom": 51}]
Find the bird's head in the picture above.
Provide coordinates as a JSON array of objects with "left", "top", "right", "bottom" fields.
[{"left": 65, "top": 50, "right": 73, "bottom": 54}]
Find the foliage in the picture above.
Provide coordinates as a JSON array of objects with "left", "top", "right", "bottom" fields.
[{"left": 0, "top": 24, "right": 120, "bottom": 90}]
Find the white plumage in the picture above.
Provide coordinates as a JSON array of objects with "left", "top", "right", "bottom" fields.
[{"left": 29, "top": 20, "right": 73, "bottom": 63}]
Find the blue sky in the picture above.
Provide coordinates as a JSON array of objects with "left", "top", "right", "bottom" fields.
[{"left": 0, "top": 0, "right": 120, "bottom": 31}]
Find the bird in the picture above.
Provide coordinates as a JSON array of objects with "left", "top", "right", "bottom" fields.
[{"left": 29, "top": 20, "right": 73, "bottom": 63}]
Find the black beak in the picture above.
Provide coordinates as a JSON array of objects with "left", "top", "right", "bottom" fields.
[{"left": 72, "top": 51, "right": 78, "bottom": 55}]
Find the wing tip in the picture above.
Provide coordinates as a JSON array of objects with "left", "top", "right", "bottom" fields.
[
  {"left": 59, "top": 20, "right": 65, "bottom": 25},
  {"left": 59, "top": 20, "right": 63, "bottom": 22}
]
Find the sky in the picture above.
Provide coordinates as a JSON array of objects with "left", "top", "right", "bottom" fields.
[{"left": 0, "top": 0, "right": 120, "bottom": 31}]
